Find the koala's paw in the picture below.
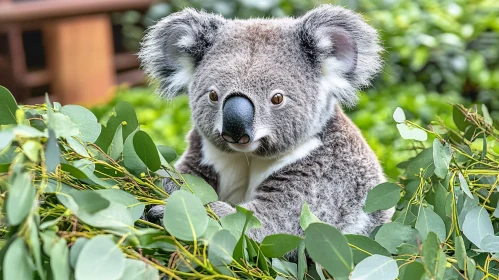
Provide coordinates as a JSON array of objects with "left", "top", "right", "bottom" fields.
[{"left": 146, "top": 205, "right": 165, "bottom": 225}]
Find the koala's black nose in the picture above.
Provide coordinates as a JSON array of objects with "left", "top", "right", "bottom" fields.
[{"left": 222, "top": 95, "right": 254, "bottom": 144}]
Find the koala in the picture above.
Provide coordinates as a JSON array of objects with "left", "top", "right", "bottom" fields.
[{"left": 139, "top": 5, "right": 394, "bottom": 242}]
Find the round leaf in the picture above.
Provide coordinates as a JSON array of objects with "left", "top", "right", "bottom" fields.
[
  {"left": 208, "top": 229, "right": 237, "bottom": 266},
  {"left": 96, "top": 189, "right": 145, "bottom": 221},
  {"left": 260, "top": 234, "right": 303, "bottom": 258},
  {"left": 299, "top": 202, "right": 321, "bottom": 231},
  {"left": 375, "top": 222, "right": 419, "bottom": 254},
  {"left": 181, "top": 174, "right": 218, "bottom": 204},
  {"left": 415, "top": 206, "right": 446, "bottom": 242},
  {"left": 305, "top": 223, "right": 353, "bottom": 279},
  {"left": 396, "top": 123, "right": 428, "bottom": 141},
  {"left": 69, "top": 238, "right": 89, "bottom": 268},
  {"left": 163, "top": 190, "right": 209, "bottom": 241},
  {"left": 350, "top": 254, "right": 398, "bottom": 280},
  {"left": 157, "top": 145, "right": 177, "bottom": 163},
  {"left": 51, "top": 238, "right": 70, "bottom": 280},
  {"left": 123, "top": 131, "right": 161, "bottom": 176},
  {"left": 363, "top": 182, "right": 401, "bottom": 213},
  {"left": 75, "top": 235, "right": 126, "bottom": 280},
  {"left": 121, "top": 259, "right": 159, "bottom": 280},
  {"left": 462, "top": 206, "right": 494, "bottom": 248},
  {"left": 60, "top": 105, "right": 102, "bottom": 143},
  {"left": 393, "top": 107, "right": 406, "bottom": 123}
]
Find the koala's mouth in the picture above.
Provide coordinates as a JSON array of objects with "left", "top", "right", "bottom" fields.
[{"left": 227, "top": 140, "right": 261, "bottom": 153}]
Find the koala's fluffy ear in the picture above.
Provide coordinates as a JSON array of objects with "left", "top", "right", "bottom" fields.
[
  {"left": 139, "top": 9, "right": 225, "bottom": 98},
  {"left": 298, "top": 5, "right": 383, "bottom": 107}
]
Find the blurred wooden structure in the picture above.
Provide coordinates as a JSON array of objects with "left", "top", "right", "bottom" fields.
[{"left": 0, "top": 0, "right": 153, "bottom": 105}]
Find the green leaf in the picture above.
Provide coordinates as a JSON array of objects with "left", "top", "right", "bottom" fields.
[
  {"left": 181, "top": 174, "right": 218, "bottom": 204},
  {"left": 433, "top": 139, "right": 452, "bottom": 179},
  {"left": 415, "top": 206, "right": 446, "bottom": 242},
  {"left": 375, "top": 222, "right": 419, "bottom": 254},
  {"left": 3, "top": 237, "right": 34, "bottom": 280},
  {"left": 22, "top": 140, "right": 42, "bottom": 162},
  {"left": 462, "top": 206, "right": 494, "bottom": 248},
  {"left": 272, "top": 258, "right": 297, "bottom": 278},
  {"left": 220, "top": 210, "right": 261, "bottom": 239},
  {"left": 71, "top": 190, "right": 110, "bottom": 214},
  {"left": 260, "top": 234, "right": 302, "bottom": 258},
  {"left": 297, "top": 240, "right": 307, "bottom": 280},
  {"left": 305, "top": 223, "right": 353, "bottom": 280},
  {"left": 345, "top": 234, "right": 390, "bottom": 264},
  {"left": 121, "top": 259, "right": 159, "bottom": 280},
  {"left": 396, "top": 123, "right": 428, "bottom": 141},
  {"left": 7, "top": 170, "right": 35, "bottom": 226},
  {"left": 40, "top": 230, "right": 60, "bottom": 256},
  {"left": 49, "top": 112, "right": 80, "bottom": 139},
  {"left": 108, "top": 124, "right": 124, "bottom": 160},
  {"left": 96, "top": 189, "right": 145, "bottom": 221},
  {"left": 479, "top": 235, "right": 499, "bottom": 253},
  {"left": 69, "top": 238, "right": 88, "bottom": 268},
  {"left": 0, "top": 130, "right": 15, "bottom": 151},
  {"left": 350, "top": 254, "right": 398, "bottom": 280},
  {"left": 163, "top": 190, "right": 208, "bottom": 241},
  {"left": 406, "top": 147, "right": 434, "bottom": 180},
  {"left": 363, "top": 182, "right": 401, "bottom": 213},
  {"left": 393, "top": 107, "right": 406, "bottom": 123},
  {"left": 208, "top": 229, "right": 237, "bottom": 266},
  {"left": 422, "top": 232, "right": 446, "bottom": 279},
  {"left": 458, "top": 172, "right": 473, "bottom": 199},
  {"left": 51, "top": 238, "right": 70, "bottom": 280},
  {"left": 157, "top": 145, "right": 177, "bottom": 163},
  {"left": 123, "top": 131, "right": 161, "bottom": 176},
  {"left": 0, "top": 86, "right": 18, "bottom": 125},
  {"left": 60, "top": 105, "right": 102, "bottom": 143},
  {"left": 66, "top": 137, "right": 89, "bottom": 157},
  {"left": 300, "top": 202, "right": 321, "bottom": 231},
  {"left": 396, "top": 243, "right": 419, "bottom": 255},
  {"left": 96, "top": 101, "right": 139, "bottom": 152},
  {"left": 29, "top": 217, "right": 45, "bottom": 280},
  {"left": 75, "top": 235, "right": 126, "bottom": 280},
  {"left": 45, "top": 129, "right": 61, "bottom": 173},
  {"left": 398, "top": 262, "right": 425, "bottom": 280},
  {"left": 454, "top": 235, "right": 466, "bottom": 269},
  {"left": 481, "top": 104, "right": 493, "bottom": 126}
]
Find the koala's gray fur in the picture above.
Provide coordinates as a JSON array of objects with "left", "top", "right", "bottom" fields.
[{"left": 139, "top": 5, "right": 393, "bottom": 242}]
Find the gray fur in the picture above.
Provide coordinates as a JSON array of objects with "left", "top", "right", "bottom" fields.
[{"left": 140, "top": 5, "right": 392, "bottom": 242}]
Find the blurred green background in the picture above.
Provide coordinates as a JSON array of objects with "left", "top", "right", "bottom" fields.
[{"left": 93, "top": 0, "right": 499, "bottom": 180}]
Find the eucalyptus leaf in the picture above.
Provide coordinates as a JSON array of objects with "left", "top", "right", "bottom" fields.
[
  {"left": 69, "top": 238, "right": 89, "bottom": 268},
  {"left": 454, "top": 235, "right": 467, "bottom": 269},
  {"left": 299, "top": 202, "right": 321, "bottom": 231},
  {"left": 350, "top": 254, "right": 398, "bottom": 280},
  {"left": 45, "top": 129, "right": 61, "bottom": 173},
  {"left": 433, "top": 139, "right": 451, "bottom": 179},
  {"left": 66, "top": 137, "right": 89, "bottom": 157},
  {"left": 6, "top": 170, "right": 35, "bottom": 226},
  {"left": 60, "top": 105, "right": 102, "bottom": 143},
  {"left": 297, "top": 240, "right": 306, "bottom": 280},
  {"left": 220, "top": 210, "right": 261, "bottom": 239},
  {"left": 180, "top": 174, "right": 218, "bottom": 204},
  {"left": 462, "top": 206, "right": 494, "bottom": 248},
  {"left": 108, "top": 124, "right": 124, "bottom": 160},
  {"left": 50, "top": 238, "right": 70, "bottom": 280},
  {"left": 375, "top": 222, "right": 419, "bottom": 254},
  {"left": 75, "top": 235, "right": 126, "bottom": 280},
  {"left": 415, "top": 206, "right": 446, "bottom": 242},
  {"left": 345, "top": 234, "right": 390, "bottom": 264},
  {"left": 163, "top": 190, "right": 208, "bottom": 241},
  {"left": 71, "top": 190, "right": 110, "bottom": 214},
  {"left": 305, "top": 223, "right": 353, "bottom": 280},
  {"left": 396, "top": 123, "right": 428, "bottom": 141},
  {"left": 363, "top": 182, "right": 401, "bottom": 213},
  {"left": 123, "top": 131, "right": 161, "bottom": 176},
  {"left": 0, "top": 85, "right": 18, "bottom": 125},
  {"left": 393, "top": 107, "right": 406, "bottom": 123},
  {"left": 3, "top": 237, "right": 34, "bottom": 280},
  {"left": 458, "top": 172, "right": 473, "bottom": 199},
  {"left": 422, "top": 232, "right": 446, "bottom": 279},
  {"left": 398, "top": 262, "right": 425, "bottom": 280},
  {"left": 208, "top": 229, "right": 237, "bottom": 266},
  {"left": 479, "top": 235, "right": 499, "bottom": 253},
  {"left": 260, "top": 234, "right": 302, "bottom": 258},
  {"left": 157, "top": 145, "right": 177, "bottom": 163},
  {"left": 121, "top": 259, "right": 160, "bottom": 280},
  {"left": 96, "top": 189, "right": 145, "bottom": 221}
]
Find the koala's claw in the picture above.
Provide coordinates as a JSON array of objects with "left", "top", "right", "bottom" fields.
[{"left": 146, "top": 205, "right": 165, "bottom": 225}]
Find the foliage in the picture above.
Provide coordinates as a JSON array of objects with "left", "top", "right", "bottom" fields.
[{"left": 2, "top": 79, "right": 499, "bottom": 280}]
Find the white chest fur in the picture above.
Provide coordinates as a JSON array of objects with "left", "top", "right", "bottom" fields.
[{"left": 201, "top": 138, "right": 322, "bottom": 203}]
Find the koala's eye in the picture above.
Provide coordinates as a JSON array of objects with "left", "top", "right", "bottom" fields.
[
  {"left": 271, "top": 93, "right": 284, "bottom": 105},
  {"left": 209, "top": 90, "right": 218, "bottom": 102}
]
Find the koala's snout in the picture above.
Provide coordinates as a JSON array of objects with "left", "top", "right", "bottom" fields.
[{"left": 222, "top": 95, "right": 254, "bottom": 144}]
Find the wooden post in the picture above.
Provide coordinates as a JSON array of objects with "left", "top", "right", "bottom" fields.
[{"left": 43, "top": 14, "right": 115, "bottom": 106}]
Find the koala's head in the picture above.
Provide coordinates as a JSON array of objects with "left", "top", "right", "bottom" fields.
[{"left": 139, "top": 5, "right": 382, "bottom": 157}]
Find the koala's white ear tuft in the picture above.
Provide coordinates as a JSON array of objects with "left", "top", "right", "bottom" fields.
[
  {"left": 138, "top": 9, "right": 225, "bottom": 98},
  {"left": 299, "top": 5, "right": 383, "bottom": 107}
]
